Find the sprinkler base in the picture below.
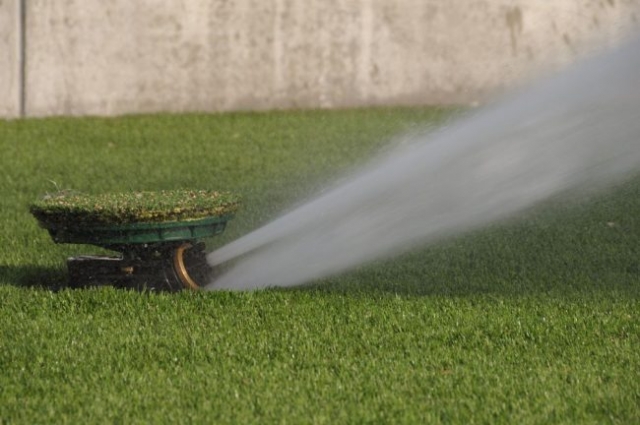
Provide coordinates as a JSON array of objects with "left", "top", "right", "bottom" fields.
[{"left": 66, "top": 242, "right": 210, "bottom": 291}]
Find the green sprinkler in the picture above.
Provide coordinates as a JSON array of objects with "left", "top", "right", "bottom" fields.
[{"left": 30, "top": 190, "right": 239, "bottom": 291}]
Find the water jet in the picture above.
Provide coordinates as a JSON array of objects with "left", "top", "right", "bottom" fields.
[{"left": 208, "top": 36, "right": 640, "bottom": 290}]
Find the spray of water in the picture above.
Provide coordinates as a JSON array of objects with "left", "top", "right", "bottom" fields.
[{"left": 207, "top": 37, "right": 640, "bottom": 290}]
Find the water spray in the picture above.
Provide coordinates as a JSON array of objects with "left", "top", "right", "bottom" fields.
[{"left": 207, "top": 36, "right": 640, "bottom": 290}]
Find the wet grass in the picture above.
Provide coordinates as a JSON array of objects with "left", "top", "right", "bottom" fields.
[{"left": 1, "top": 108, "right": 638, "bottom": 424}]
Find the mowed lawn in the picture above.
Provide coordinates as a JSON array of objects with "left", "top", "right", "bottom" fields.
[{"left": 1, "top": 108, "right": 638, "bottom": 424}]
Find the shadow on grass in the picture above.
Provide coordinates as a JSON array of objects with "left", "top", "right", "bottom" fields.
[{"left": 0, "top": 264, "right": 67, "bottom": 291}]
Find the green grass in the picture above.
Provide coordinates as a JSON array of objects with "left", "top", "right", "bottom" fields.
[
  {"left": 1, "top": 108, "right": 638, "bottom": 424},
  {"left": 30, "top": 189, "right": 240, "bottom": 226}
]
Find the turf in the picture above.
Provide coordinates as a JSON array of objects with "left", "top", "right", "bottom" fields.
[
  {"left": 30, "top": 189, "right": 240, "bottom": 226},
  {"left": 1, "top": 108, "right": 638, "bottom": 424}
]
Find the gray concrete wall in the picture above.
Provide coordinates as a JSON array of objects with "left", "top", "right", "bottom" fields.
[
  {"left": 2, "top": 0, "right": 640, "bottom": 117},
  {"left": 0, "top": 0, "right": 20, "bottom": 118}
]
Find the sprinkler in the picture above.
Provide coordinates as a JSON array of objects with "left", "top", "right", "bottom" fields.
[{"left": 30, "top": 190, "right": 239, "bottom": 291}]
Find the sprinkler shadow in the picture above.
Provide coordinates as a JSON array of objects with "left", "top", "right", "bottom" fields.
[{"left": 0, "top": 264, "right": 67, "bottom": 291}]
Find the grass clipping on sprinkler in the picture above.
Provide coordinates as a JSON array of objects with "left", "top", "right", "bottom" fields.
[{"left": 30, "top": 190, "right": 240, "bottom": 227}]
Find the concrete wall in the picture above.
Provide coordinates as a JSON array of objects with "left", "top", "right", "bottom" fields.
[
  {"left": 0, "top": 0, "right": 20, "bottom": 118},
  {"left": 2, "top": 0, "right": 640, "bottom": 117}
]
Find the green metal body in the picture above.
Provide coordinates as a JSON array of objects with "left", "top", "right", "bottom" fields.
[
  {"left": 44, "top": 215, "right": 232, "bottom": 248},
  {"left": 35, "top": 215, "right": 234, "bottom": 291}
]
